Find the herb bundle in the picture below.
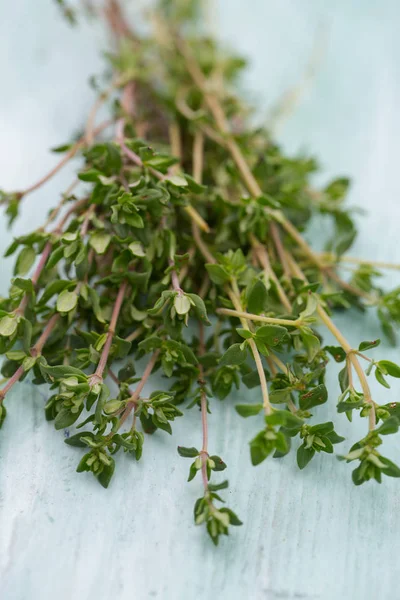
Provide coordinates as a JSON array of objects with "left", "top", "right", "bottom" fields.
[{"left": 1, "top": 0, "right": 400, "bottom": 546}]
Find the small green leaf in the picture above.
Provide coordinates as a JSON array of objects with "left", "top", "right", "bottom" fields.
[
  {"left": 186, "top": 293, "right": 211, "bottom": 325},
  {"left": 174, "top": 294, "right": 191, "bottom": 316},
  {"left": 177, "top": 446, "right": 199, "bottom": 458},
  {"left": 376, "top": 416, "right": 399, "bottom": 436},
  {"left": 219, "top": 343, "right": 248, "bottom": 366},
  {"left": 210, "top": 455, "right": 227, "bottom": 471},
  {"left": 57, "top": 290, "right": 78, "bottom": 313},
  {"left": 104, "top": 400, "right": 124, "bottom": 415},
  {"left": 297, "top": 444, "right": 315, "bottom": 469},
  {"left": 299, "top": 293, "right": 318, "bottom": 319},
  {"left": 380, "top": 456, "right": 400, "bottom": 478},
  {"left": 13, "top": 277, "right": 34, "bottom": 293},
  {"left": 97, "top": 457, "right": 115, "bottom": 488},
  {"left": 255, "top": 325, "right": 287, "bottom": 347},
  {"left": 0, "top": 316, "right": 18, "bottom": 337},
  {"left": 165, "top": 174, "right": 188, "bottom": 187},
  {"left": 377, "top": 360, "right": 400, "bottom": 378},
  {"left": 0, "top": 404, "right": 7, "bottom": 429},
  {"left": 41, "top": 364, "right": 85, "bottom": 380},
  {"left": 236, "top": 328, "right": 253, "bottom": 340},
  {"left": 15, "top": 246, "right": 35, "bottom": 276},
  {"left": 208, "top": 480, "right": 229, "bottom": 491},
  {"left": 89, "top": 231, "right": 112, "bottom": 255},
  {"left": 128, "top": 241, "right": 146, "bottom": 257},
  {"left": 359, "top": 339, "right": 380, "bottom": 352},
  {"left": 324, "top": 346, "right": 347, "bottom": 363},
  {"left": 205, "top": 264, "right": 230, "bottom": 285},
  {"left": 300, "top": 327, "right": 321, "bottom": 362},
  {"left": 247, "top": 280, "right": 268, "bottom": 314},
  {"left": 249, "top": 432, "right": 272, "bottom": 466},
  {"left": 54, "top": 407, "right": 83, "bottom": 430},
  {"left": 235, "top": 403, "right": 263, "bottom": 417},
  {"left": 299, "top": 384, "right": 328, "bottom": 410},
  {"left": 375, "top": 368, "right": 390, "bottom": 389}
]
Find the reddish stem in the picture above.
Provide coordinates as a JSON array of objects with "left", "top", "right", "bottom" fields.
[
  {"left": 32, "top": 314, "right": 60, "bottom": 355},
  {"left": 118, "top": 349, "right": 160, "bottom": 428},
  {"left": 15, "top": 198, "right": 88, "bottom": 318},
  {"left": 0, "top": 366, "right": 25, "bottom": 401},
  {"left": 20, "top": 120, "right": 113, "bottom": 197},
  {"left": 0, "top": 313, "right": 60, "bottom": 402},
  {"left": 92, "top": 280, "right": 127, "bottom": 383}
]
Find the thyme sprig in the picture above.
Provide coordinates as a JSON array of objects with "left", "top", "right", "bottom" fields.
[{"left": 1, "top": 0, "right": 400, "bottom": 545}]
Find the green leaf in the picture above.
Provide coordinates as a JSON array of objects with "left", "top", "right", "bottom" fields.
[
  {"left": 299, "top": 384, "right": 328, "bottom": 410},
  {"left": 39, "top": 280, "right": 73, "bottom": 305},
  {"left": 247, "top": 280, "right": 268, "bottom": 314},
  {"left": 324, "top": 345, "right": 347, "bottom": 363},
  {"left": 235, "top": 403, "right": 263, "bottom": 417},
  {"left": 297, "top": 444, "right": 315, "bottom": 469},
  {"left": 177, "top": 446, "right": 199, "bottom": 458},
  {"left": 185, "top": 174, "right": 207, "bottom": 193},
  {"left": 104, "top": 400, "right": 124, "bottom": 415},
  {"left": 208, "top": 480, "right": 229, "bottom": 491},
  {"left": 249, "top": 432, "right": 272, "bottom": 466},
  {"left": 376, "top": 416, "right": 399, "bottom": 436},
  {"left": 188, "top": 460, "right": 200, "bottom": 482},
  {"left": 299, "top": 293, "right": 318, "bottom": 319},
  {"left": 309, "top": 421, "right": 334, "bottom": 436},
  {"left": 0, "top": 316, "right": 18, "bottom": 337},
  {"left": 41, "top": 364, "right": 85, "bottom": 380},
  {"left": 205, "top": 264, "right": 230, "bottom": 285},
  {"left": 0, "top": 405, "right": 7, "bottom": 429},
  {"left": 15, "top": 246, "right": 35, "bottom": 276},
  {"left": 64, "top": 432, "right": 96, "bottom": 447},
  {"left": 186, "top": 293, "right": 211, "bottom": 325},
  {"left": 21, "top": 319, "right": 32, "bottom": 353},
  {"left": 174, "top": 294, "right": 191, "bottom": 316},
  {"left": 128, "top": 241, "right": 146, "bottom": 257},
  {"left": 300, "top": 327, "right": 321, "bottom": 362},
  {"left": 219, "top": 343, "right": 248, "bottom": 366},
  {"left": 219, "top": 507, "right": 243, "bottom": 526},
  {"left": 326, "top": 430, "right": 345, "bottom": 444},
  {"left": 165, "top": 174, "right": 188, "bottom": 187},
  {"left": 209, "top": 455, "right": 227, "bottom": 471},
  {"left": 375, "top": 368, "right": 390, "bottom": 389},
  {"left": 265, "top": 410, "right": 303, "bottom": 429},
  {"left": 97, "top": 457, "right": 115, "bottom": 488},
  {"left": 13, "top": 277, "right": 34, "bottom": 293},
  {"left": 380, "top": 456, "right": 400, "bottom": 478},
  {"left": 338, "top": 366, "right": 349, "bottom": 393},
  {"left": 377, "top": 360, "right": 400, "bottom": 378},
  {"left": 6, "top": 350, "right": 26, "bottom": 361},
  {"left": 78, "top": 168, "right": 102, "bottom": 182},
  {"left": 54, "top": 407, "right": 83, "bottom": 430},
  {"left": 89, "top": 231, "right": 112, "bottom": 255},
  {"left": 46, "top": 246, "right": 64, "bottom": 269},
  {"left": 255, "top": 325, "right": 287, "bottom": 347},
  {"left": 236, "top": 328, "right": 253, "bottom": 340},
  {"left": 359, "top": 339, "right": 380, "bottom": 352},
  {"left": 57, "top": 290, "right": 78, "bottom": 313}
]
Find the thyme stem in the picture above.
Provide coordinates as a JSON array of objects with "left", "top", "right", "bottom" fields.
[{"left": 216, "top": 307, "right": 302, "bottom": 328}]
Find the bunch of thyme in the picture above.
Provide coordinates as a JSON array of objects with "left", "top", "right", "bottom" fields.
[{"left": 1, "top": 0, "right": 400, "bottom": 545}]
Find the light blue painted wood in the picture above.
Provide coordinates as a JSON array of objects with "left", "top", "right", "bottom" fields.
[{"left": 1, "top": 2, "right": 400, "bottom": 599}]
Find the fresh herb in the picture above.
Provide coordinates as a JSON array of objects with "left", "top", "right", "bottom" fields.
[{"left": 1, "top": 0, "right": 400, "bottom": 546}]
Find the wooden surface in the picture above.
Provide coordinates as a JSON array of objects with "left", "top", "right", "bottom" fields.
[{"left": 1, "top": 2, "right": 400, "bottom": 599}]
